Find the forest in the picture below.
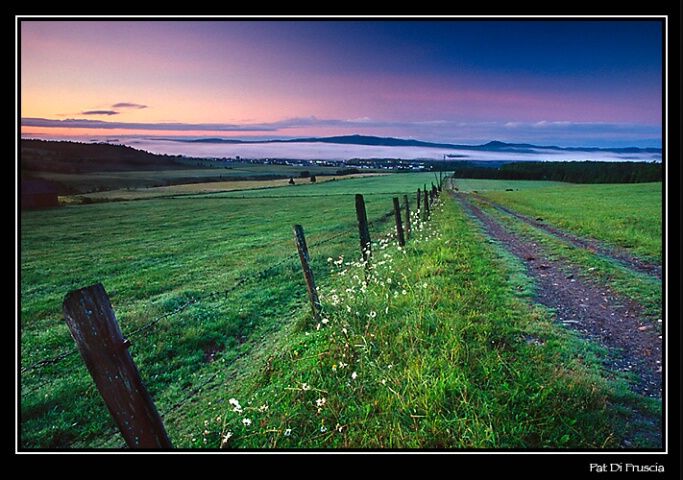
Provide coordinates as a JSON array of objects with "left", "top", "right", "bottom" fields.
[{"left": 450, "top": 160, "right": 662, "bottom": 184}]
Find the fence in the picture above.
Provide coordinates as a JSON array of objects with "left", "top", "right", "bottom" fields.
[{"left": 26, "top": 181, "right": 443, "bottom": 449}]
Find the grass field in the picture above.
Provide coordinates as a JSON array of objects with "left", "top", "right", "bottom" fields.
[
  {"left": 478, "top": 181, "right": 663, "bottom": 262},
  {"left": 19, "top": 172, "right": 432, "bottom": 448},
  {"left": 450, "top": 178, "right": 568, "bottom": 193},
  {"left": 66, "top": 172, "right": 390, "bottom": 202},
  {"left": 39, "top": 161, "right": 384, "bottom": 196},
  {"left": 19, "top": 174, "right": 663, "bottom": 449}
]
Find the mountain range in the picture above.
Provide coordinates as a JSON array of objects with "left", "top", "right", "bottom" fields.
[{"left": 179, "top": 134, "right": 661, "bottom": 155}]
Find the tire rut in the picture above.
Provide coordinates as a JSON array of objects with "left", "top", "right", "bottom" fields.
[
  {"left": 469, "top": 193, "right": 662, "bottom": 280},
  {"left": 448, "top": 190, "right": 662, "bottom": 399}
]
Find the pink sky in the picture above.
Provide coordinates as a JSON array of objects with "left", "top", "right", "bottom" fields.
[{"left": 18, "top": 18, "right": 664, "bottom": 148}]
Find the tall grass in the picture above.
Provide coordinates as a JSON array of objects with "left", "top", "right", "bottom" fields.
[{"left": 193, "top": 197, "right": 655, "bottom": 449}]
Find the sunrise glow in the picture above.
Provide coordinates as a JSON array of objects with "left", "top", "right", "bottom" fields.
[{"left": 18, "top": 17, "right": 664, "bottom": 148}]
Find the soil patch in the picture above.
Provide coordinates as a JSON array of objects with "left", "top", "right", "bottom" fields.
[{"left": 449, "top": 191, "right": 663, "bottom": 399}]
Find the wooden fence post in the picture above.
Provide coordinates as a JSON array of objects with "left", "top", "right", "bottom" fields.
[
  {"left": 393, "top": 197, "right": 405, "bottom": 247},
  {"left": 403, "top": 194, "right": 410, "bottom": 240},
  {"left": 416, "top": 188, "right": 421, "bottom": 218},
  {"left": 423, "top": 184, "right": 430, "bottom": 219},
  {"left": 293, "top": 224, "right": 321, "bottom": 321},
  {"left": 62, "top": 283, "right": 173, "bottom": 449},
  {"left": 355, "top": 194, "right": 372, "bottom": 264}
]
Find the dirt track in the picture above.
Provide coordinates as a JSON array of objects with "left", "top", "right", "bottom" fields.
[{"left": 448, "top": 191, "right": 663, "bottom": 399}]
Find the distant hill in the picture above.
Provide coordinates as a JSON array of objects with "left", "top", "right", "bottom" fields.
[
  {"left": 21, "top": 139, "right": 192, "bottom": 174},
  {"left": 177, "top": 134, "right": 661, "bottom": 156},
  {"left": 277, "top": 134, "right": 458, "bottom": 149}
]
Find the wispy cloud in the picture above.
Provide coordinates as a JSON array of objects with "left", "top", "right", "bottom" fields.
[
  {"left": 21, "top": 117, "right": 277, "bottom": 132},
  {"left": 81, "top": 110, "right": 119, "bottom": 116},
  {"left": 111, "top": 102, "right": 147, "bottom": 110},
  {"left": 22, "top": 115, "right": 374, "bottom": 132},
  {"left": 78, "top": 102, "right": 148, "bottom": 117}
]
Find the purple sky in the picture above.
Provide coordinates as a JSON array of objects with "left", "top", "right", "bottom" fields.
[{"left": 19, "top": 17, "right": 665, "bottom": 148}]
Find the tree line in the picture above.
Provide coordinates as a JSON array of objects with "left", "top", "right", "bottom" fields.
[{"left": 450, "top": 160, "right": 662, "bottom": 184}]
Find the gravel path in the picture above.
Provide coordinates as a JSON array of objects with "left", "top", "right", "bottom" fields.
[{"left": 448, "top": 191, "right": 663, "bottom": 399}]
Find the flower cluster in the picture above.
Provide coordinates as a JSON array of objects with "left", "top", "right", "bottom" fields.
[{"left": 198, "top": 194, "right": 447, "bottom": 448}]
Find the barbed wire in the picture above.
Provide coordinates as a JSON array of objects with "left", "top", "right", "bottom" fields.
[
  {"left": 20, "top": 191, "right": 432, "bottom": 448},
  {"left": 19, "top": 217, "right": 368, "bottom": 378}
]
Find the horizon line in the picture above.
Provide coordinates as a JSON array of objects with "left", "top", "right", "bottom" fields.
[{"left": 20, "top": 116, "right": 662, "bottom": 150}]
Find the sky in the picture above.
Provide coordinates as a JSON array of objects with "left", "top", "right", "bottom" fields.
[{"left": 18, "top": 17, "right": 665, "bottom": 148}]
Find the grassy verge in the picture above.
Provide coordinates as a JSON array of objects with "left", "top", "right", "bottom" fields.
[{"left": 189, "top": 196, "right": 657, "bottom": 449}]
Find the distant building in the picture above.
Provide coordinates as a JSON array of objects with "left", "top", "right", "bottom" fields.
[{"left": 21, "top": 179, "right": 59, "bottom": 209}]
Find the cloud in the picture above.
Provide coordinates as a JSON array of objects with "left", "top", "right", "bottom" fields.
[
  {"left": 21, "top": 117, "right": 278, "bottom": 132},
  {"left": 503, "top": 120, "right": 661, "bottom": 136},
  {"left": 78, "top": 102, "right": 148, "bottom": 117},
  {"left": 21, "top": 115, "right": 387, "bottom": 133},
  {"left": 498, "top": 120, "right": 661, "bottom": 147},
  {"left": 20, "top": 115, "right": 662, "bottom": 148},
  {"left": 81, "top": 110, "right": 119, "bottom": 116},
  {"left": 111, "top": 102, "right": 147, "bottom": 110}
]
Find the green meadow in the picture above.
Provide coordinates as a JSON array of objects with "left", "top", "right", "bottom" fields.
[
  {"left": 19, "top": 174, "right": 662, "bottom": 449},
  {"left": 479, "top": 181, "right": 663, "bottom": 262}
]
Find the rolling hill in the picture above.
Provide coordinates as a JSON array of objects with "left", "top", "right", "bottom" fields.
[{"left": 20, "top": 139, "right": 192, "bottom": 174}]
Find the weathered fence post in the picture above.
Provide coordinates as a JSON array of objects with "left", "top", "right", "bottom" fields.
[
  {"left": 62, "top": 283, "right": 173, "bottom": 449},
  {"left": 403, "top": 194, "right": 411, "bottom": 240},
  {"left": 293, "top": 224, "right": 321, "bottom": 321},
  {"left": 393, "top": 197, "right": 405, "bottom": 247},
  {"left": 416, "top": 188, "right": 422, "bottom": 218},
  {"left": 355, "top": 194, "right": 372, "bottom": 264},
  {"left": 423, "top": 184, "right": 430, "bottom": 219}
]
